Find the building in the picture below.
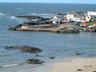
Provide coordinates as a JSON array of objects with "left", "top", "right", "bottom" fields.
[
  {"left": 66, "top": 13, "right": 84, "bottom": 22},
  {"left": 52, "top": 15, "right": 64, "bottom": 25},
  {"left": 66, "top": 14, "right": 74, "bottom": 21},
  {"left": 87, "top": 11, "right": 96, "bottom": 16},
  {"left": 71, "top": 17, "right": 81, "bottom": 22},
  {"left": 85, "top": 15, "right": 91, "bottom": 22}
]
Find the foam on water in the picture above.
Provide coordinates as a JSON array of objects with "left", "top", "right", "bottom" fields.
[
  {"left": 0, "top": 63, "right": 20, "bottom": 67},
  {"left": 0, "top": 12, "right": 5, "bottom": 16},
  {"left": 10, "top": 16, "right": 17, "bottom": 19},
  {"left": 0, "top": 12, "right": 26, "bottom": 24},
  {"left": 26, "top": 13, "right": 54, "bottom": 17},
  {"left": 0, "top": 12, "right": 3, "bottom": 16}
]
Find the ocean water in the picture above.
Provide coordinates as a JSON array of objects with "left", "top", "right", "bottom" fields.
[{"left": 0, "top": 3, "right": 96, "bottom": 72}]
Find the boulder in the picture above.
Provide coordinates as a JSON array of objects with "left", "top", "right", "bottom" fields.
[
  {"left": 49, "top": 57, "right": 55, "bottom": 59},
  {"left": 5, "top": 45, "right": 42, "bottom": 53},
  {"left": 77, "top": 69, "right": 83, "bottom": 71},
  {"left": 75, "top": 52, "right": 84, "bottom": 56},
  {"left": 26, "top": 59, "right": 44, "bottom": 64}
]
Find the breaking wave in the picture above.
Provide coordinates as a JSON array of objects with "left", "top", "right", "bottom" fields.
[
  {"left": 10, "top": 16, "right": 17, "bottom": 19},
  {"left": 0, "top": 12, "right": 54, "bottom": 23},
  {"left": 0, "top": 12, "right": 25, "bottom": 24},
  {"left": 0, "top": 12, "right": 20, "bottom": 20},
  {"left": 0, "top": 63, "right": 24, "bottom": 68},
  {"left": 0, "top": 12, "right": 5, "bottom": 16}
]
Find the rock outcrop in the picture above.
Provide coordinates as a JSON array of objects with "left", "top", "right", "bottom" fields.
[
  {"left": 26, "top": 59, "right": 44, "bottom": 64},
  {"left": 8, "top": 24, "right": 80, "bottom": 33},
  {"left": 5, "top": 45, "right": 42, "bottom": 53}
]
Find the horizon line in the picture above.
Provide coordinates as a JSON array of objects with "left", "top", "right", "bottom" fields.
[{"left": 0, "top": 2, "right": 96, "bottom": 4}]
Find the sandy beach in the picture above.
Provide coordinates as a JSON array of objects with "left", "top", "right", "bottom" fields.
[{"left": 50, "top": 57, "right": 96, "bottom": 72}]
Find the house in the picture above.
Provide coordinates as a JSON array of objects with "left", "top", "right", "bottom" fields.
[
  {"left": 85, "top": 15, "right": 91, "bottom": 22},
  {"left": 51, "top": 15, "right": 64, "bottom": 25},
  {"left": 66, "top": 14, "right": 74, "bottom": 21},
  {"left": 66, "top": 12, "right": 84, "bottom": 22},
  {"left": 85, "top": 11, "right": 96, "bottom": 22}
]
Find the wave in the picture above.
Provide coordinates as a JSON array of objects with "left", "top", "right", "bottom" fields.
[
  {"left": 39, "top": 13, "right": 51, "bottom": 16},
  {"left": 0, "top": 12, "right": 25, "bottom": 24},
  {"left": 0, "top": 63, "right": 24, "bottom": 68},
  {"left": 0, "top": 12, "right": 54, "bottom": 23},
  {"left": 10, "top": 16, "right": 17, "bottom": 19},
  {"left": 0, "top": 13, "right": 3, "bottom": 16},
  {"left": 0, "top": 12, "right": 20, "bottom": 20},
  {"left": 0, "top": 12, "right": 5, "bottom": 16},
  {"left": 26, "top": 13, "right": 54, "bottom": 16}
]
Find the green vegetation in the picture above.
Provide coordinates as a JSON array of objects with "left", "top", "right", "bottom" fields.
[{"left": 88, "top": 22, "right": 94, "bottom": 26}]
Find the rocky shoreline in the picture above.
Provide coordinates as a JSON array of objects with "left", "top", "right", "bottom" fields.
[
  {"left": 5, "top": 45, "right": 56, "bottom": 65},
  {"left": 5, "top": 45, "right": 42, "bottom": 53}
]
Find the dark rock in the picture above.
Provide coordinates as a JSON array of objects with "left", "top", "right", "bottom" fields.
[
  {"left": 49, "top": 57, "right": 55, "bottom": 59},
  {"left": 77, "top": 69, "right": 83, "bottom": 71},
  {"left": 36, "top": 54, "right": 39, "bottom": 57},
  {"left": 5, "top": 45, "right": 42, "bottom": 53},
  {"left": 59, "top": 29, "right": 80, "bottom": 33},
  {"left": 16, "top": 15, "right": 43, "bottom": 20},
  {"left": 58, "top": 25, "right": 80, "bottom": 33},
  {"left": 8, "top": 24, "right": 22, "bottom": 31},
  {"left": 75, "top": 52, "right": 83, "bottom": 56},
  {"left": 26, "top": 59, "right": 44, "bottom": 64}
]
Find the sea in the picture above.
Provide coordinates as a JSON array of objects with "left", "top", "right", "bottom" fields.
[{"left": 0, "top": 3, "right": 96, "bottom": 72}]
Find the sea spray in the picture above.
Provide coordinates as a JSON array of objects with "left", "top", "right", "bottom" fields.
[
  {"left": 0, "top": 12, "right": 26, "bottom": 24},
  {"left": 0, "top": 13, "right": 3, "bottom": 16},
  {"left": 0, "top": 12, "right": 5, "bottom": 16},
  {"left": 10, "top": 16, "right": 17, "bottom": 19}
]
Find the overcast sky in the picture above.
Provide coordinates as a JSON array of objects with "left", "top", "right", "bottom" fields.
[{"left": 0, "top": 0, "right": 96, "bottom": 4}]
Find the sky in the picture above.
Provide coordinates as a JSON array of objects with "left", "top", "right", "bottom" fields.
[{"left": 0, "top": 0, "right": 96, "bottom": 4}]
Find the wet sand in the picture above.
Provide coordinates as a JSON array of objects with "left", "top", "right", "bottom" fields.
[{"left": 50, "top": 57, "right": 96, "bottom": 72}]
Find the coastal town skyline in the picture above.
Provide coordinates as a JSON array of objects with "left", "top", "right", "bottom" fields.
[{"left": 0, "top": 0, "right": 96, "bottom": 4}]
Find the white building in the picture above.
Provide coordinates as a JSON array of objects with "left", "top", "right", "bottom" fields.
[
  {"left": 66, "top": 14, "right": 74, "bottom": 21},
  {"left": 84, "top": 11, "right": 96, "bottom": 22},
  {"left": 52, "top": 15, "right": 64, "bottom": 24},
  {"left": 85, "top": 15, "right": 91, "bottom": 22},
  {"left": 87, "top": 11, "right": 96, "bottom": 16},
  {"left": 66, "top": 13, "right": 82, "bottom": 22},
  {"left": 71, "top": 17, "right": 81, "bottom": 22}
]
